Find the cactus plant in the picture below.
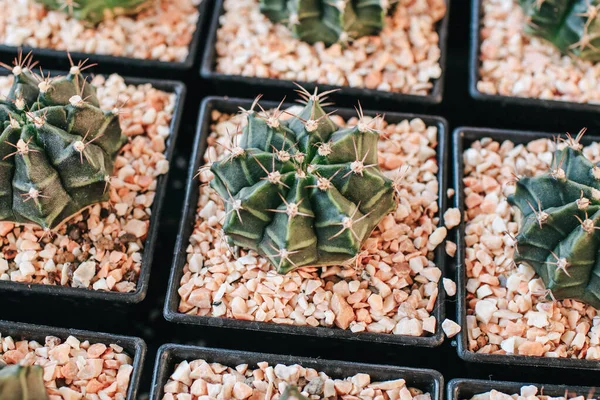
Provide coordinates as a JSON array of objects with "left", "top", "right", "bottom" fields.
[
  {"left": 279, "top": 385, "right": 309, "bottom": 400},
  {"left": 0, "top": 52, "right": 128, "bottom": 230},
  {"left": 508, "top": 129, "right": 600, "bottom": 308},
  {"left": 519, "top": 0, "right": 600, "bottom": 61},
  {"left": 208, "top": 86, "right": 396, "bottom": 274},
  {"left": 0, "top": 365, "right": 49, "bottom": 400},
  {"left": 259, "top": 0, "right": 392, "bottom": 46},
  {"left": 36, "top": 0, "right": 150, "bottom": 25}
]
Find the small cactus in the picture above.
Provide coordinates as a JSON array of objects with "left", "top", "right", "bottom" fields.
[
  {"left": 36, "top": 0, "right": 150, "bottom": 25},
  {"left": 0, "top": 365, "right": 49, "bottom": 400},
  {"left": 259, "top": 0, "right": 392, "bottom": 46},
  {"left": 519, "top": 0, "right": 600, "bottom": 61},
  {"left": 508, "top": 129, "right": 600, "bottom": 308},
  {"left": 0, "top": 53, "right": 127, "bottom": 230},
  {"left": 208, "top": 86, "right": 396, "bottom": 274},
  {"left": 279, "top": 385, "right": 309, "bottom": 400}
]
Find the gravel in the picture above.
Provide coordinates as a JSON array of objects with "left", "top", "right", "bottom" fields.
[{"left": 469, "top": 386, "right": 597, "bottom": 400}]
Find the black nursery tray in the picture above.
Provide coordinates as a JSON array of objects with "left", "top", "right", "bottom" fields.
[
  {"left": 448, "top": 378, "right": 597, "bottom": 400},
  {"left": 0, "top": 319, "right": 147, "bottom": 400},
  {"left": 150, "top": 344, "right": 444, "bottom": 399},
  {"left": 0, "top": 72, "right": 187, "bottom": 305},
  {"left": 201, "top": 0, "right": 451, "bottom": 105},
  {"left": 164, "top": 96, "right": 449, "bottom": 347},
  {"left": 453, "top": 127, "right": 600, "bottom": 371}
]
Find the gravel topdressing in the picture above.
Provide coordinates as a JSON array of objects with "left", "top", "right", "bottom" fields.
[
  {"left": 0, "top": 73, "right": 175, "bottom": 293},
  {"left": 469, "top": 386, "right": 596, "bottom": 400},
  {"left": 463, "top": 136, "right": 600, "bottom": 360},
  {"left": 177, "top": 104, "right": 445, "bottom": 338},
  {"left": 215, "top": 0, "right": 446, "bottom": 96}
]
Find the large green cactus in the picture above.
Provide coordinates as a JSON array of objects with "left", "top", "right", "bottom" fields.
[
  {"left": 0, "top": 53, "right": 127, "bottom": 230},
  {"left": 0, "top": 365, "right": 49, "bottom": 400},
  {"left": 519, "top": 0, "right": 600, "bottom": 61},
  {"left": 259, "top": 0, "right": 391, "bottom": 46},
  {"left": 209, "top": 87, "right": 396, "bottom": 274},
  {"left": 36, "top": 0, "right": 149, "bottom": 25},
  {"left": 508, "top": 130, "right": 600, "bottom": 308}
]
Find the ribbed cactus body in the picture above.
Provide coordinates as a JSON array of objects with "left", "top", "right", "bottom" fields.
[
  {"left": 209, "top": 90, "right": 396, "bottom": 274},
  {"left": 519, "top": 0, "right": 600, "bottom": 61},
  {"left": 0, "top": 365, "right": 49, "bottom": 400},
  {"left": 0, "top": 57, "right": 127, "bottom": 230},
  {"left": 508, "top": 134, "right": 600, "bottom": 308},
  {"left": 260, "top": 0, "right": 390, "bottom": 46},
  {"left": 36, "top": 0, "right": 149, "bottom": 24}
]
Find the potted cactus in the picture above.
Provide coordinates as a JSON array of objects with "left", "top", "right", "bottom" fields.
[
  {"left": 448, "top": 379, "right": 598, "bottom": 400},
  {"left": 150, "top": 344, "right": 443, "bottom": 400},
  {"left": 0, "top": 0, "right": 207, "bottom": 77},
  {"left": 454, "top": 126, "right": 600, "bottom": 370},
  {"left": 471, "top": 0, "right": 600, "bottom": 110},
  {"left": 201, "top": 0, "right": 450, "bottom": 104},
  {"left": 165, "top": 88, "right": 450, "bottom": 346},
  {"left": 0, "top": 52, "right": 185, "bottom": 304}
]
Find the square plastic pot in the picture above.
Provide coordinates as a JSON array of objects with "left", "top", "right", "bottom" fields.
[
  {"left": 164, "top": 96, "right": 449, "bottom": 347},
  {"left": 448, "top": 378, "right": 597, "bottom": 400}
]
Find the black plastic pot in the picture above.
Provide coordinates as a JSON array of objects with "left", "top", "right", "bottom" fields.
[
  {"left": 149, "top": 344, "right": 444, "bottom": 399},
  {"left": 0, "top": 319, "right": 146, "bottom": 400},
  {"left": 469, "top": 0, "right": 600, "bottom": 113},
  {"left": 453, "top": 127, "right": 600, "bottom": 370},
  {"left": 448, "top": 378, "right": 598, "bottom": 400},
  {"left": 200, "top": 0, "right": 450, "bottom": 105},
  {"left": 0, "top": 0, "right": 209, "bottom": 79},
  {"left": 0, "top": 72, "right": 187, "bottom": 305},
  {"left": 164, "top": 96, "right": 449, "bottom": 347}
]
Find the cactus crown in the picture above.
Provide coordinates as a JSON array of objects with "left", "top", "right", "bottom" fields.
[
  {"left": 280, "top": 385, "right": 309, "bottom": 400},
  {"left": 519, "top": 0, "right": 600, "bottom": 61},
  {"left": 208, "top": 86, "right": 396, "bottom": 274},
  {"left": 0, "top": 365, "right": 49, "bottom": 400},
  {"left": 36, "top": 0, "right": 150, "bottom": 24},
  {"left": 259, "top": 0, "right": 392, "bottom": 46},
  {"left": 508, "top": 129, "right": 600, "bottom": 308},
  {"left": 0, "top": 52, "right": 127, "bottom": 230}
]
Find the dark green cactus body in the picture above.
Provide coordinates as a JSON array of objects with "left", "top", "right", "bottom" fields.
[
  {"left": 508, "top": 135, "right": 600, "bottom": 308},
  {"left": 36, "top": 0, "right": 149, "bottom": 24},
  {"left": 0, "top": 59, "right": 127, "bottom": 230},
  {"left": 209, "top": 90, "right": 396, "bottom": 274},
  {"left": 0, "top": 365, "right": 49, "bottom": 400},
  {"left": 260, "top": 0, "right": 390, "bottom": 46},
  {"left": 519, "top": 0, "right": 600, "bottom": 61}
]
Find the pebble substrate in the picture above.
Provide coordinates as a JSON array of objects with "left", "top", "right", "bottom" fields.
[
  {"left": 162, "top": 358, "right": 433, "bottom": 400},
  {"left": 0, "top": 0, "right": 201, "bottom": 62},
  {"left": 0, "top": 333, "right": 134, "bottom": 399},
  {"left": 0, "top": 74, "right": 175, "bottom": 292},
  {"left": 215, "top": 0, "right": 446, "bottom": 96},
  {"left": 477, "top": 0, "right": 600, "bottom": 104},
  {"left": 463, "top": 137, "right": 600, "bottom": 359},
  {"left": 469, "top": 386, "right": 596, "bottom": 400},
  {"left": 178, "top": 107, "right": 446, "bottom": 337}
]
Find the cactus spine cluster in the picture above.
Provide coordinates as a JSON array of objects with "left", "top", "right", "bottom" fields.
[
  {"left": 208, "top": 86, "right": 396, "bottom": 274},
  {"left": 0, "top": 365, "right": 49, "bottom": 400},
  {"left": 508, "top": 129, "right": 600, "bottom": 308},
  {"left": 519, "top": 0, "right": 600, "bottom": 61},
  {"left": 0, "top": 53, "right": 127, "bottom": 230},
  {"left": 36, "top": 0, "right": 150, "bottom": 24},
  {"left": 259, "top": 0, "right": 392, "bottom": 46}
]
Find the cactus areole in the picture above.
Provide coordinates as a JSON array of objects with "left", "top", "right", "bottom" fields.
[
  {"left": 519, "top": 0, "right": 600, "bottom": 61},
  {"left": 208, "top": 87, "right": 396, "bottom": 274},
  {"left": 259, "top": 0, "right": 391, "bottom": 46},
  {"left": 0, "top": 53, "right": 127, "bottom": 231},
  {"left": 36, "top": 0, "right": 150, "bottom": 25},
  {"left": 508, "top": 129, "right": 600, "bottom": 308},
  {"left": 0, "top": 365, "right": 49, "bottom": 400}
]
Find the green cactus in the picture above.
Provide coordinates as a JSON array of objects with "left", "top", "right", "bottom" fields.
[
  {"left": 279, "top": 385, "right": 309, "bottom": 400},
  {"left": 0, "top": 365, "right": 49, "bottom": 400},
  {"left": 0, "top": 52, "right": 127, "bottom": 230},
  {"left": 208, "top": 87, "right": 396, "bottom": 274},
  {"left": 259, "top": 0, "right": 392, "bottom": 46},
  {"left": 36, "top": 0, "right": 150, "bottom": 25},
  {"left": 519, "top": 0, "right": 600, "bottom": 61},
  {"left": 508, "top": 129, "right": 600, "bottom": 308}
]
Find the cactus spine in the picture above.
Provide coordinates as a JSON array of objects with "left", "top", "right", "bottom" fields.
[
  {"left": 208, "top": 86, "right": 396, "bottom": 274},
  {"left": 0, "top": 53, "right": 128, "bottom": 230},
  {"left": 0, "top": 365, "right": 49, "bottom": 400},
  {"left": 36, "top": 0, "right": 150, "bottom": 24},
  {"left": 508, "top": 129, "right": 600, "bottom": 308}
]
